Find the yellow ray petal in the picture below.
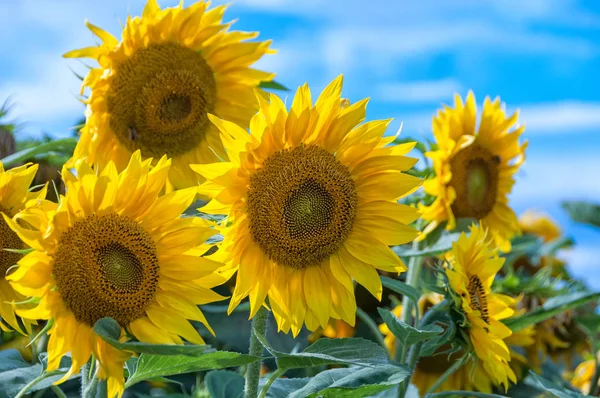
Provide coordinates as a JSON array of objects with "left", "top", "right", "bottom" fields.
[{"left": 303, "top": 266, "right": 331, "bottom": 328}]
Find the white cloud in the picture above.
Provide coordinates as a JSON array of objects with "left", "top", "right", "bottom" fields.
[
  {"left": 320, "top": 23, "right": 595, "bottom": 75},
  {"left": 1, "top": 51, "right": 86, "bottom": 137},
  {"left": 376, "top": 79, "right": 462, "bottom": 104},
  {"left": 518, "top": 101, "right": 600, "bottom": 135},
  {"left": 511, "top": 152, "right": 600, "bottom": 208}
]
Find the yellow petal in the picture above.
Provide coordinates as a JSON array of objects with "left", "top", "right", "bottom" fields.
[
  {"left": 129, "top": 317, "right": 180, "bottom": 345},
  {"left": 140, "top": 187, "right": 197, "bottom": 231},
  {"left": 343, "top": 233, "right": 407, "bottom": 273},
  {"left": 159, "top": 254, "right": 223, "bottom": 280},
  {"left": 85, "top": 20, "right": 118, "bottom": 47},
  {"left": 303, "top": 266, "right": 331, "bottom": 328},
  {"left": 146, "top": 305, "right": 205, "bottom": 345},
  {"left": 356, "top": 172, "right": 421, "bottom": 201},
  {"left": 337, "top": 247, "right": 382, "bottom": 300}
]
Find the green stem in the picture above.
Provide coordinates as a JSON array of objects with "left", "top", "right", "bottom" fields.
[
  {"left": 29, "top": 331, "right": 39, "bottom": 364},
  {"left": 395, "top": 242, "right": 423, "bottom": 363},
  {"left": 356, "top": 307, "right": 387, "bottom": 349},
  {"left": 81, "top": 362, "right": 90, "bottom": 396},
  {"left": 82, "top": 366, "right": 100, "bottom": 398},
  {"left": 244, "top": 307, "right": 268, "bottom": 398},
  {"left": 96, "top": 380, "right": 107, "bottom": 398},
  {"left": 51, "top": 385, "right": 68, "bottom": 398},
  {"left": 258, "top": 368, "right": 285, "bottom": 398},
  {"left": 425, "top": 354, "right": 469, "bottom": 395},
  {"left": 397, "top": 301, "right": 444, "bottom": 398},
  {"left": 395, "top": 239, "right": 423, "bottom": 398},
  {"left": 14, "top": 370, "right": 65, "bottom": 398}
]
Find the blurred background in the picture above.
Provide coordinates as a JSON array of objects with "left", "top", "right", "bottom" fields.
[{"left": 1, "top": 0, "right": 599, "bottom": 285}]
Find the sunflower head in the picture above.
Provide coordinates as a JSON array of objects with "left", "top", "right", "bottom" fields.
[
  {"left": 64, "top": 0, "right": 275, "bottom": 190},
  {"left": 420, "top": 92, "right": 527, "bottom": 252},
  {"left": 519, "top": 211, "right": 561, "bottom": 243},
  {"left": 194, "top": 75, "right": 421, "bottom": 336},
  {"left": 446, "top": 223, "right": 517, "bottom": 390},
  {"left": 5, "top": 152, "right": 226, "bottom": 398},
  {"left": 513, "top": 210, "right": 569, "bottom": 277},
  {"left": 0, "top": 163, "right": 46, "bottom": 334}
]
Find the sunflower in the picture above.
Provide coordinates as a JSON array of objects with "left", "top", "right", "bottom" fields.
[
  {"left": 194, "top": 76, "right": 421, "bottom": 335},
  {"left": 446, "top": 224, "right": 516, "bottom": 390},
  {"left": 379, "top": 293, "right": 521, "bottom": 395},
  {"left": 5, "top": 152, "right": 225, "bottom": 398},
  {"left": 64, "top": 0, "right": 275, "bottom": 190},
  {"left": 519, "top": 211, "right": 561, "bottom": 242},
  {"left": 420, "top": 92, "right": 527, "bottom": 252},
  {"left": 516, "top": 211, "right": 568, "bottom": 276},
  {"left": 0, "top": 163, "right": 46, "bottom": 334},
  {"left": 524, "top": 310, "right": 587, "bottom": 370}
]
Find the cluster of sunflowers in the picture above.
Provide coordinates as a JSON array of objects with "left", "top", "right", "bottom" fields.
[{"left": 1, "top": 1, "right": 599, "bottom": 398}]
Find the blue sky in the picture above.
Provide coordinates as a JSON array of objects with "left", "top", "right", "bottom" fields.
[{"left": 1, "top": 0, "right": 600, "bottom": 286}]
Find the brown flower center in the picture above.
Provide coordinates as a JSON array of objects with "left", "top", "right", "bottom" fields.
[
  {"left": 247, "top": 145, "right": 358, "bottom": 269},
  {"left": 107, "top": 43, "right": 217, "bottom": 158},
  {"left": 0, "top": 211, "right": 23, "bottom": 279},
  {"left": 53, "top": 213, "right": 159, "bottom": 326},
  {"left": 467, "top": 274, "right": 489, "bottom": 324}
]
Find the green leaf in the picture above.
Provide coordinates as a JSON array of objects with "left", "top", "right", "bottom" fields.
[
  {"left": 526, "top": 371, "right": 584, "bottom": 398},
  {"left": 261, "top": 378, "right": 310, "bottom": 398},
  {"left": 260, "top": 366, "right": 410, "bottom": 398},
  {"left": 380, "top": 276, "right": 421, "bottom": 306},
  {"left": 562, "top": 201, "right": 600, "bottom": 228},
  {"left": 0, "top": 138, "right": 77, "bottom": 167},
  {"left": 419, "top": 313, "right": 457, "bottom": 357},
  {"left": 504, "top": 291, "right": 600, "bottom": 332},
  {"left": 539, "top": 236, "right": 574, "bottom": 257},
  {"left": 377, "top": 309, "right": 443, "bottom": 351},
  {"left": 0, "top": 350, "right": 72, "bottom": 398},
  {"left": 0, "top": 349, "right": 29, "bottom": 372},
  {"left": 258, "top": 80, "right": 290, "bottom": 91},
  {"left": 393, "top": 231, "right": 463, "bottom": 257},
  {"left": 205, "top": 370, "right": 245, "bottom": 398},
  {"left": 94, "top": 317, "right": 213, "bottom": 355},
  {"left": 255, "top": 334, "right": 389, "bottom": 371},
  {"left": 125, "top": 352, "right": 260, "bottom": 388}
]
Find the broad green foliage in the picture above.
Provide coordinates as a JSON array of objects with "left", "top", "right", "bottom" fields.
[
  {"left": 260, "top": 366, "right": 411, "bottom": 398},
  {"left": 125, "top": 353, "right": 260, "bottom": 388},
  {"left": 378, "top": 308, "right": 443, "bottom": 349}
]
